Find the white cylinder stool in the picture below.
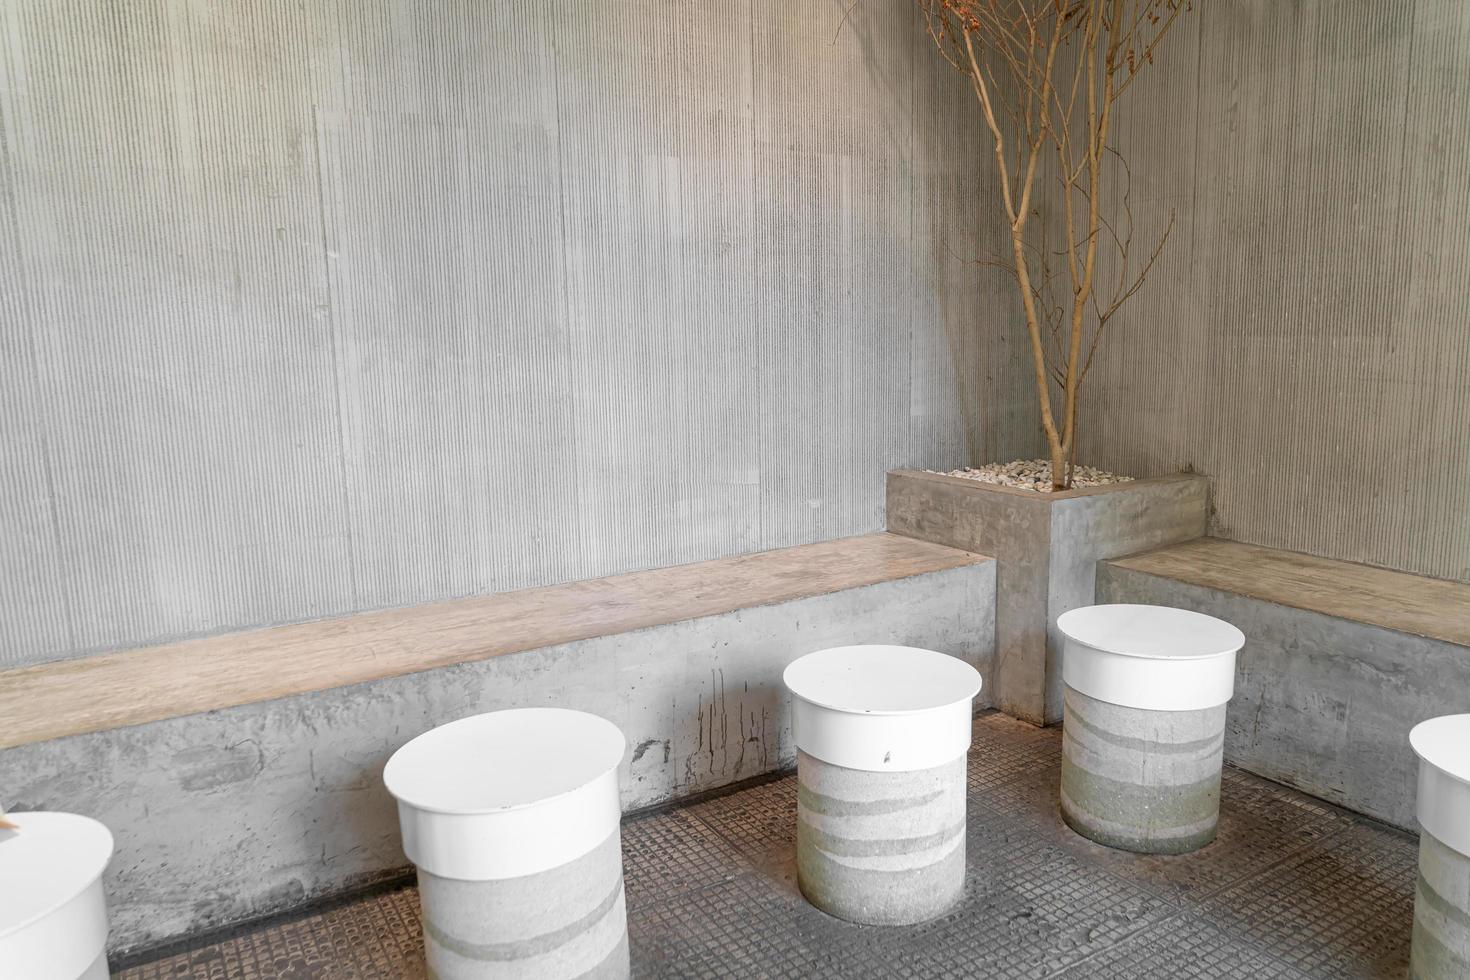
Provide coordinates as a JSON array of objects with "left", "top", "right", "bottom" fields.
[
  {"left": 384, "top": 709, "right": 629, "bottom": 980},
  {"left": 1057, "top": 604, "right": 1244, "bottom": 855},
  {"left": 784, "top": 645, "right": 982, "bottom": 925},
  {"left": 1409, "top": 714, "right": 1470, "bottom": 979},
  {"left": 0, "top": 812, "right": 114, "bottom": 980}
]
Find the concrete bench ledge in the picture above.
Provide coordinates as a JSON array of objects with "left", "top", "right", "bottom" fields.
[
  {"left": 1099, "top": 537, "right": 1470, "bottom": 831},
  {"left": 0, "top": 533, "right": 996, "bottom": 956},
  {"left": 1107, "top": 537, "right": 1470, "bottom": 648},
  {"left": 0, "top": 533, "right": 984, "bottom": 751}
]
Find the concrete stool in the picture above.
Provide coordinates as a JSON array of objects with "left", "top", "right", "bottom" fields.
[
  {"left": 1409, "top": 714, "right": 1470, "bottom": 979},
  {"left": 0, "top": 812, "right": 114, "bottom": 980},
  {"left": 384, "top": 708, "right": 629, "bottom": 980},
  {"left": 1057, "top": 604, "right": 1243, "bottom": 854},
  {"left": 784, "top": 645, "right": 982, "bottom": 925}
]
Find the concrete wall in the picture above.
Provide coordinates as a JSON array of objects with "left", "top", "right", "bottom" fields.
[
  {"left": 1072, "top": 0, "right": 1470, "bottom": 583},
  {"left": 0, "top": 560, "right": 996, "bottom": 955},
  {"left": 0, "top": 0, "right": 1036, "bottom": 667}
]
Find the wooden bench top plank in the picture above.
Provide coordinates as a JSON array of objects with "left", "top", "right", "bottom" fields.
[
  {"left": 0, "top": 533, "right": 988, "bottom": 750},
  {"left": 1108, "top": 538, "right": 1470, "bottom": 648}
]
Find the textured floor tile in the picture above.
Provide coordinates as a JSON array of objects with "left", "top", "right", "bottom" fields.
[
  {"left": 1053, "top": 914, "right": 1315, "bottom": 979},
  {"left": 877, "top": 814, "right": 1177, "bottom": 979},
  {"left": 621, "top": 806, "right": 751, "bottom": 911},
  {"left": 969, "top": 712, "right": 1064, "bottom": 794},
  {"left": 1193, "top": 819, "right": 1417, "bottom": 977},
  {"left": 685, "top": 772, "right": 797, "bottom": 865},
  {"left": 967, "top": 715, "right": 1066, "bottom": 835},
  {"left": 969, "top": 717, "right": 1359, "bottom": 910},
  {"left": 118, "top": 884, "right": 425, "bottom": 980},
  {"left": 1043, "top": 763, "right": 1356, "bottom": 904},
  {"left": 629, "top": 871, "right": 877, "bottom": 979}
]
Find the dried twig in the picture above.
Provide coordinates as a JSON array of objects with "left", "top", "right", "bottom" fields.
[{"left": 918, "top": 0, "right": 1191, "bottom": 488}]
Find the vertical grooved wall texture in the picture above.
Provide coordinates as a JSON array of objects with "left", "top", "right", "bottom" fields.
[
  {"left": 0, "top": 1, "right": 1023, "bottom": 666},
  {"left": 1081, "top": 0, "right": 1470, "bottom": 584}
]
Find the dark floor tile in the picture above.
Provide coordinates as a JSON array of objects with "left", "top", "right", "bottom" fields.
[
  {"left": 967, "top": 714, "right": 1066, "bottom": 837},
  {"left": 1053, "top": 913, "right": 1315, "bottom": 979},
  {"left": 1039, "top": 763, "right": 1356, "bottom": 905},
  {"left": 622, "top": 806, "right": 751, "bottom": 911},
  {"left": 685, "top": 772, "right": 797, "bottom": 867},
  {"left": 1192, "top": 820, "right": 1417, "bottom": 977},
  {"left": 629, "top": 871, "right": 877, "bottom": 979},
  {"left": 937, "top": 829, "right": 1173, "bottom": 978},
  {"left": 117, "top": 885, "right": 425, "bottom": 980},
  {"left": 968, "top": 712, "right": 1064, "bottom": 794}
]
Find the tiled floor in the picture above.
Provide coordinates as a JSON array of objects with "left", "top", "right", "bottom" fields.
[{"left": 115, "top": 713, "right": 1418, "bottom": 979}]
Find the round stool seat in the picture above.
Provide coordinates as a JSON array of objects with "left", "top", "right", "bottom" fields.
[
  {"left": 1056, "top": 605, "right": 1243, "bottom": 855},
  {"left": 784, "top": 646, "right": 981, "bottom": 925},
  {"left": 1412, "top": 714, "right": 1470, "bottom": 858},
  {"left": 783, "top": 645, "right": 982, "bottom": 771},
  {"left": 1410, "top": 715, "right": 1470, "bottom": 978},
  {"left": 385, "top": 708, "right": 625, "bottom": 881},
  {"left": 0, "top": 812, "right": 113, "bottom": 980},
  {"left": 1058, "top": 604, "right": 1244, "bottom": 711},
  {"left": 386, "top": 709, "right": 630, "bottom": 980}
]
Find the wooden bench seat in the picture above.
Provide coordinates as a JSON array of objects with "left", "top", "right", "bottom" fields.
[
  {"left": 1107, "top": 537, "right": 1470, "bottom": 648},
  {"left": 0, "top": 533, "right": 985, "bottom": 751}
]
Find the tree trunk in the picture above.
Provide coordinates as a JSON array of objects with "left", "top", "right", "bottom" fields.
[
  {"left": 1067, "top": 407, "right": 1081, "bottom": 487},
  {"left": 1050, "top": 439, "right": 1069, "bottom": 492}
]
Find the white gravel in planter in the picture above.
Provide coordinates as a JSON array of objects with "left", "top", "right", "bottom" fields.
[{"left": 932, "top": 460, "right": 1134, "bottom": 493}]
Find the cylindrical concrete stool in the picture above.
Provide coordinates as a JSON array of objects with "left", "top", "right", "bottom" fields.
[
  {"left": 0, "top": 812, "right": 114, "bottom": 980},
  {"left": 1409, "top": 714, "right": 1470, "bottom": 979},
  {"left": 1057, "top": 604, "right": 1244, "bottom": 855},
  {"left": 384, "top": 708, "right": 629, "bottom": 980},
  {"left": 784, "top": 645, "right": 982, "bottom": 925}
]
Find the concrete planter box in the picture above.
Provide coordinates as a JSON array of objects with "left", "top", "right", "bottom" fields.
[{"left": 885, "top": 469, "right": 1209, "bottom": 725}]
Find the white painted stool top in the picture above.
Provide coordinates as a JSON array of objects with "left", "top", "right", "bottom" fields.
[
  {"left": 384, "top": 708, "right": 626, "bottom": 882},
  {"left": 784, "top": 646, "right": 981, "bottom": 773},
  {"left": 1411, "top": 714, "right": 1470, "bottom": 858},
  {"left": 385, "top": 708, "right": 625, "bottom": 815},
  {"left": 0, "top": 812, "right": 113, "bottom": 980},
  {"left": 784, "top": 645, "right": 982, "bottom": 715},
  {"left": 1058, "top": 604, "right": 1244, "bottom": 712},
  {"left": 1057, "top": 604, "right": 1244, "bottom": 660}
]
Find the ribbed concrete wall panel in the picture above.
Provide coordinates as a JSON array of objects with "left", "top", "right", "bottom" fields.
[
  {"left": 308, "top": 2, "right": 584, "bottom": 608},
  {"left": 0, "top": 103, "right": 72, "bottom": 658},
  {"left": 1078, "top": 0, "right": 1470, "bottom": 583},
  {"left": 1, "top": 0, "right": 355, "bottom": 664},
  {"left": 0, "top": 0, "right": 1003, "bottom": 666},
  {"left": 753, "top": 1, "right": 912, "bottom": 549}
]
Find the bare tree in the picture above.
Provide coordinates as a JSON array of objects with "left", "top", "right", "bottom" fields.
[{"left": 919, "top": 0, "right": 1189, "bottom": 489}]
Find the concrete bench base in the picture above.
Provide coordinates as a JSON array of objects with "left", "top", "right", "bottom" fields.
[{"left": 0, "top": 535, "right": 994, "bottom": 956}]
